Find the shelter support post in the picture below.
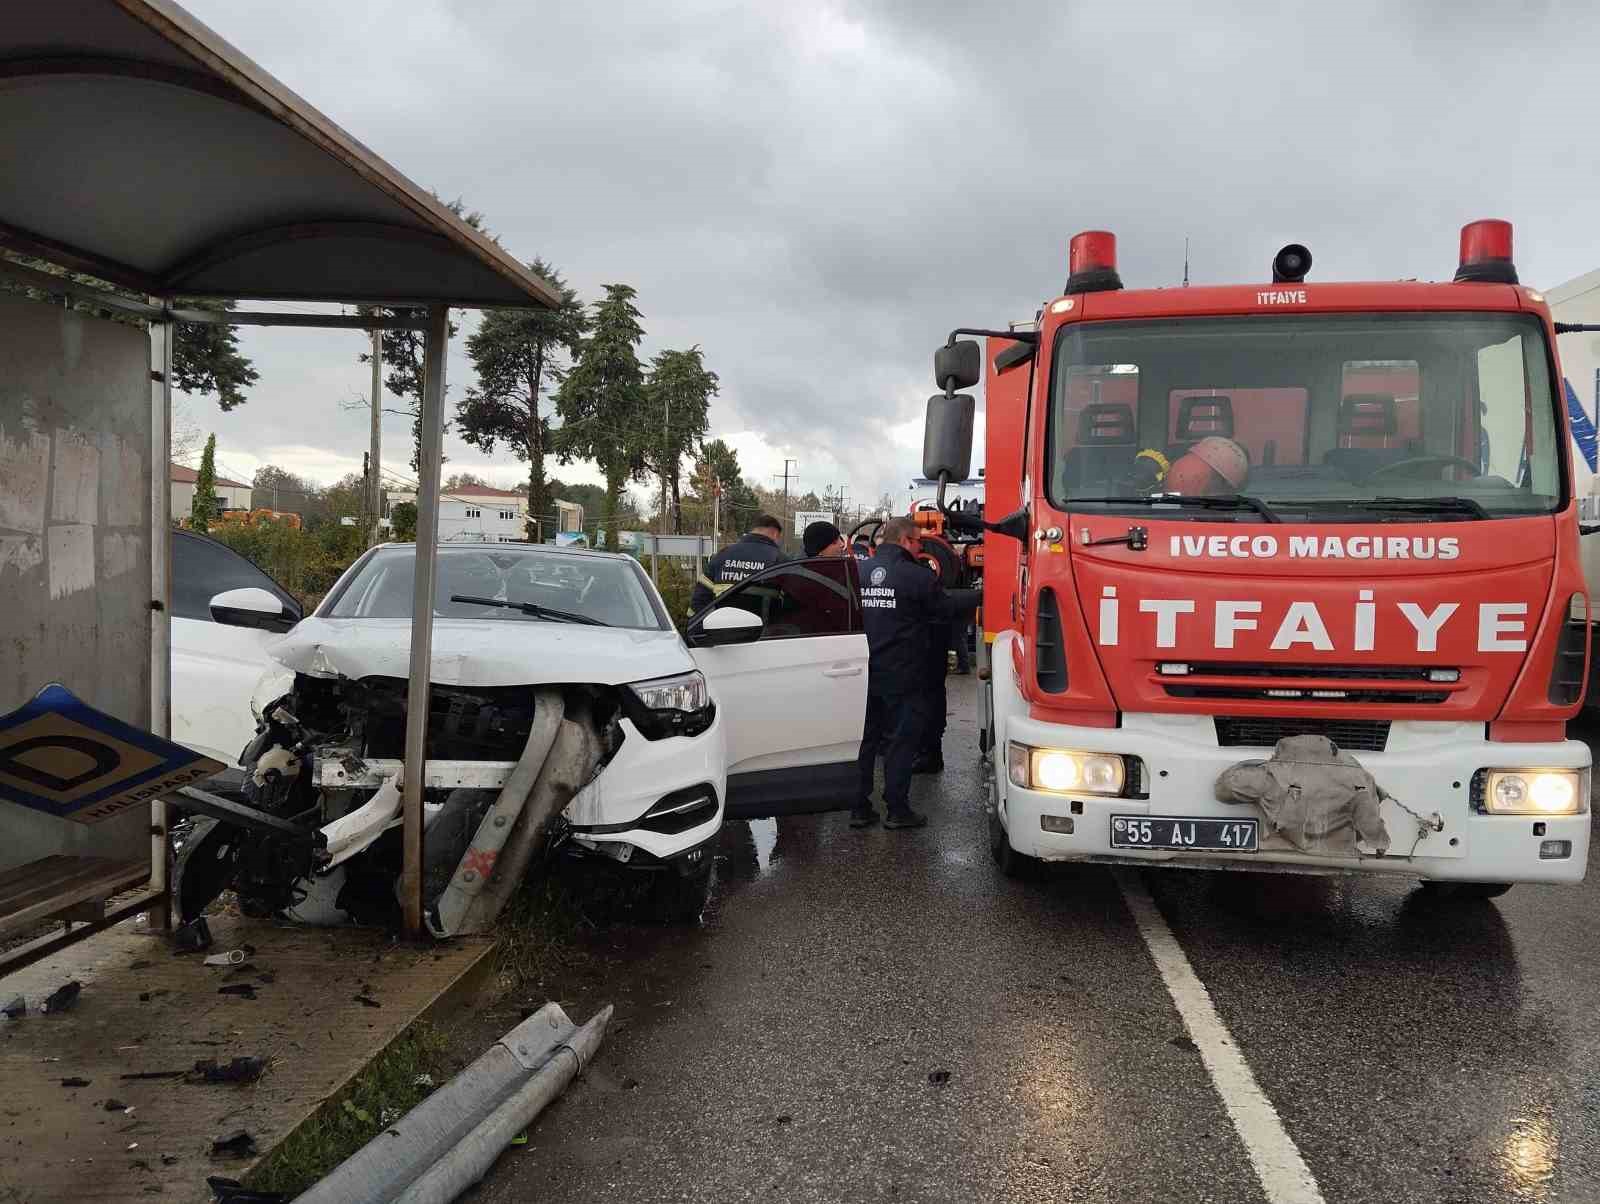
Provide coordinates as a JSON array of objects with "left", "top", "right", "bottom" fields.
[
  {"left": 147, "top": 315, "right": 173, "bottom": 931},
  {"left": 401, "top": 304, "right": 449, "bottom": 938},
  {"left": 369, "top": 327, "right": 383, "bottom": 547}
]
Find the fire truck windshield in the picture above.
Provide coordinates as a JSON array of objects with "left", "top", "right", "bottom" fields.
[{"left": 1046, "top": 312, "right": 1561, "bottom": 520}]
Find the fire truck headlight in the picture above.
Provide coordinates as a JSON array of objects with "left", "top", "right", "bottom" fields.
[
  {"left": 1481, "top": 769, "right": 1587, "bottom": 815},
  {"left": 1008, "top": 743, "right": 1126, "bottom": 796}
]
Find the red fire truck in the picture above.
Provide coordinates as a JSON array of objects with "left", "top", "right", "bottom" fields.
[{"left": 923, "top": 221, "right": 1591, "bottom": 895}]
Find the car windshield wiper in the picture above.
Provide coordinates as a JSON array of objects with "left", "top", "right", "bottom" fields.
[
  {"left": 449, "top": 594, "right": 607, "bottom": 625},
  {"left": 1069, "top": 494, "right": 1282, "bottom": 523},
  {"left": 1266, "top": 496, "right": 1491, "bottom": 520}
]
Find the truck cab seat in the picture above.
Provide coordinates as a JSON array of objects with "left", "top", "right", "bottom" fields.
[
  {"left": 1322, "top": 393, "right": 1420, "bottom": 480},
  {"left": 1062, "top": 402, "right": 1136, "bottom": 493}
]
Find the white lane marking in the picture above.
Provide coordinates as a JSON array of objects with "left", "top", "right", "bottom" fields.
[{"left": 1116, "top": 870, "right": 1325, "bottom": 1204}]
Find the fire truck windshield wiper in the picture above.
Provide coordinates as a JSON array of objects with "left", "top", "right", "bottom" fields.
[
  {"left": 1069, "top": 494, "right": 1282, "bottom": 523},
  {"left": 1267, "top": 496, "right": 1491, "bottom": 520}
]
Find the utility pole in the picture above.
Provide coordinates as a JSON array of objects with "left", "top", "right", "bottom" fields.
[
  {"left": 774, "top": 458, "right": 798, "bottom": 547},
  {"left": 653, "top": 391, "right": 670, "bottom": 584},
  {"left": 369, "top": 326, "right": 383, "bottom": 547}
]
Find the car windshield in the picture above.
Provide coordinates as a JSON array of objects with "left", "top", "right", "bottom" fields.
[
  {"left": 1047, "top": 312, "right": 1562, "bottom": 519},
  {"left": 322, "top": 545, "right": 666, "bottom": 629}
]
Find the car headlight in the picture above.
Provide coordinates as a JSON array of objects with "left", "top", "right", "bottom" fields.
[
  {"left": 1007, "top": 742, "right": 1127, "bottom": 796},
  {"left": 629, "top": 670, "right": 709, "bottom": 712},
  {"left": 623, "top": 671, "right": 714, "bottom": 740},
  {"left": 1479, "top": 769, "right": 1588, "bottom": 815}
]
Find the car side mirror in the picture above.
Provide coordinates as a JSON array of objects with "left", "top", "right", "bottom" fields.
[
  {"left": 689, "top": 606, "right": 763, "bottom": 648},
  {"left": 923, "top": 392, "right": 975, "bottom": 482},
  {"left": 210, "top": 587, "right": 297, "bottom": 633}
]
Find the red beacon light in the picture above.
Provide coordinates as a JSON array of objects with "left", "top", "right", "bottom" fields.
[
  {"left": 1065, "top": 229, "right": 1123, "bottom": 295},
  {"left": 1455, "top": 218, "right": 1519, "bottom": 284}
]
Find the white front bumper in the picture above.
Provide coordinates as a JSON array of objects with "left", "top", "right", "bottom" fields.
[
  {"left": 1000, "top": 712, "right": 1591, "bottom": 883},
  {"left": 564, "top": 706, "right": 727, "bottom": 862}
]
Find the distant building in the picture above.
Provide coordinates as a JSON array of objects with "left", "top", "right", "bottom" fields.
[
  {"left": 171, "top": 463, "right": 251, "bottom": 515},
  {"left": 384, "top": 484, "right": 584, "bottom": 543}
]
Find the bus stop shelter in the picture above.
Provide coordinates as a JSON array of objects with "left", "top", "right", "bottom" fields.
[{"left": 0, "top": 0, "right": 557, "bottom": 968}]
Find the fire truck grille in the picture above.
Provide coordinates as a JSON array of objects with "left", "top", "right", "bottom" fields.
[
  {"left": 1214, "top": 716, "right": 1391, "bottom": 753},
  {"left": 1167, "top": 684, "right": 1447, "bottom": 705},
  {"left": 1178, "top": 662, "right": 1445, "bottom": 681}
]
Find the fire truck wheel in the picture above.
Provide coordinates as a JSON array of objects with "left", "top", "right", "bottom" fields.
[
  {"left": 1419, "top": 880, "right": 1514, "bottom": 901},
  {"left": 917, "top": 535, "right": 961, "bottom": 588},
  {"left": 988, "top": 775, "right": 1037, "bottom": 880}
]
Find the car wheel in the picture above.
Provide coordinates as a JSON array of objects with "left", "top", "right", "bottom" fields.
[
  {"left": 1419, "top": 880, "right": 1514, "bottom": 901},
  {"left": 987, "top": 773, "right": 1036, "bottom": 880},
  {"left": 649, "top": 860, "right": 715, "bottom": 923}
]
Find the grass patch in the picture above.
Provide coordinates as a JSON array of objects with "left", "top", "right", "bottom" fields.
[{"left": 245, "top": 1021, "right": 449, "bottom": 1198}]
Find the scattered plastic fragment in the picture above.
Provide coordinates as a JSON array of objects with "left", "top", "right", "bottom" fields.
[
  {"left": 173, "top": 917, "right": 213, "bottom": 953},
  {"left": 61, "top": 1077, "right": 91, "bottom": 1088},
  {"left": 121, "top": 1069, "right": 186, "bottom": 1081},
  {"left": 42, "top": 981, "right": 82, "bottom": 1014},
  {"left": 127, "top": 1142, "right": 139, "bottom": 1151},
  {"left": 217, "top": 984, "right": 257, "bottom": 999},
  {"left": 191, "top": 1057, "right": 267, "bottom": 1085},
  {"left": 204, "top": 950, "right": 246, "bottom": 967},
  {"left": 206, "top": 1176, "right": 286, "bottom": 1203},
  {"left": 510, "top": 1133, "right": 528, "bottom": 1146},
  {"left": 210, "top": 1129, "right": 257, "bottom": 1158},
  {"left": 104, "top": 1099, "right": 128, "bottom": 1112},
  {"left": 354, "top": 994, "right": 382, "bottom": 1008},
  {"left": 1, "top": 996, "right": 23, "bottom": 1020},
  {"left": 927, "top": 1069, "right": 951, "bottom": 1086}
]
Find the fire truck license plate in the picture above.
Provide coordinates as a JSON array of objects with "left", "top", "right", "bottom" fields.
[{"left": 1110, "top": 816, "right": 1258, "bottom": 852}]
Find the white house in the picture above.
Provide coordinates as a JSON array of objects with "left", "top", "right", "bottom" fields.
[
  {"left": 171, "top": 463, "right": 251, "bottom": 515},
  {"left": 385, "top": 484, "right": 585, "bottom": 543}
]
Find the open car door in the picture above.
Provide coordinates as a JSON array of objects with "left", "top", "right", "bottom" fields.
[{"left": 688, "top": 556, "right": 867, "bottom": 818}]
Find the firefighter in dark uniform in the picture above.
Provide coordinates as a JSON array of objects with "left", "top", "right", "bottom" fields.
[
  {"left": 689, "top": 514, "right": 786, "bottom": 614},
  {"left": 854, "top": 516, "right": 981, "bottom": 829}
]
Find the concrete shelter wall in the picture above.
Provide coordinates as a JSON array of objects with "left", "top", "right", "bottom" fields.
[{"left": 0, "top": 295, "right": 153, "bottom": 875}]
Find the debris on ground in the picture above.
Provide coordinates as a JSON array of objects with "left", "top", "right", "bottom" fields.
[
  {"left": 218, "top": 984, "right": 257, "bottom": 1000},
  {"left": 42, "top": 981, "right": 82, "bottom": 1014},
  {"left": 354, "top": 994, "right": 382, "bottom": 1008},
  {"left": 121, "top": 1069, "right": 187, "bottom": 1081},
  {"left": 1, "top": 995, "right": 23, "bottom": 1019},
  {"left": 173, "top": 917, "right": 213, "bottom": 953},
  {"left": 60, "top": 1077, "right": 90, "bottom": 1088},
  {"left": 210, "top": 1130, "right": 257, "bottom": 1158},
  {"left": 206, "top": 1174, "right": 286, "bottom": 1202},
  {"left": 203, "top": 950, "right": 247, "bottom": 967},
  {"left": 928, "top": 1069, "right": 951, "bottom": 1086},
  {"left": 191, "top": 1057, "right": 268, "bottom": 1085},
  {"left": 103, "top": 1098, "right": 128, "bottom": 1112}
]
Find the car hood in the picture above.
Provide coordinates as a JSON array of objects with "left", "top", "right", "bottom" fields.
[{"left": 270, "top": 617, "right": 694, "bottom": 687}]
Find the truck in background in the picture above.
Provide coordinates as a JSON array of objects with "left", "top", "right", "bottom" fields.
[
  {"left": 925, "top": 221, "right": 1591, "bottom": 896},
  {"left": 1549, "top": 271, "right": 1600, "bottom": 707}
]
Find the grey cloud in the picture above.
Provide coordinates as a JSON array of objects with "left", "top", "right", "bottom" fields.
[{"left": 184, "top": 0, "right": 1600, "bottom": 509}]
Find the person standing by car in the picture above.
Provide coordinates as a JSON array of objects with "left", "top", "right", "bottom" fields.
[
  {"left": 853, "top": 517, "right": 981, "bottom": 830},
  {"left": 689, "top": 514, "right": 786, "bottom": 613},
  {"left": 802, "top": 520, "right": 848, "bottom": 558}
]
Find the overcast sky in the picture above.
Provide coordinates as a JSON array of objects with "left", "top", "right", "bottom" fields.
[{"left": 182, "top": 0, "right": 1600, "bottom": 516}]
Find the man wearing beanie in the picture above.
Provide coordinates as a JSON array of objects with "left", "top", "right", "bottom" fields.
[{"left": 801, "top": 520, "right": 847, "bottom": 558}]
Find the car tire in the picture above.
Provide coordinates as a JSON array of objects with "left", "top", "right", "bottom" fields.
[
  {"left": 650, "top": 860, "right": 715, "bottom": 923},
  {"left": 987, "top": 773, "right": 1036, "bottom": 880},
  {"left": 1419, "top": 880, "right": 1514, "bottom": 901}
]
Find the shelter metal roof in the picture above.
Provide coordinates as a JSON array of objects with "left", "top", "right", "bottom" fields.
[{"left": 0, "top": 0, "right": 557, "bottom": 309}]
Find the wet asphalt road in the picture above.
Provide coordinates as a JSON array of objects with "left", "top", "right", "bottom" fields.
[{"left": 482, "top": 677, "right": 1600, "bottom": 1204}]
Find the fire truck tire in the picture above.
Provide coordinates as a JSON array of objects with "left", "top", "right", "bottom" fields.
[
  {"left": 988, "top": 775, "right": 1037, "bottom": 880},
  {"left": 1419, "top": 880, "right": 1514, "bottom": 901},
  {"left": 918, "top": 535, "right": 961, "bottom": 587}
]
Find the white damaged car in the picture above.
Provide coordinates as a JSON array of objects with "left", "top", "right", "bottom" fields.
[{"left": 173, "top": 541, "right": 867, "bottom": 928}]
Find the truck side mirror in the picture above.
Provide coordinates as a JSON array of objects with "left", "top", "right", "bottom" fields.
[
  {"left": 923, "top": 393, "right": 975, "bottom": 482},
  {"left": 933, "top": 340, "right": 981, "bottom": 391}
]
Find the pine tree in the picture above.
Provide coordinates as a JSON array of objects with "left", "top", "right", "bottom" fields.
[
  {"left": 643, "top": 347, "right": 718, "bottom": 533},
  {"left": 554, "top": 285, "right": 648, "bottom": 551},
  {"left": 457, "top": 259, "right": 589, "bottom": 541},
  {"left": 191, "top": 434, "right": 218, "bottom": 533}
]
